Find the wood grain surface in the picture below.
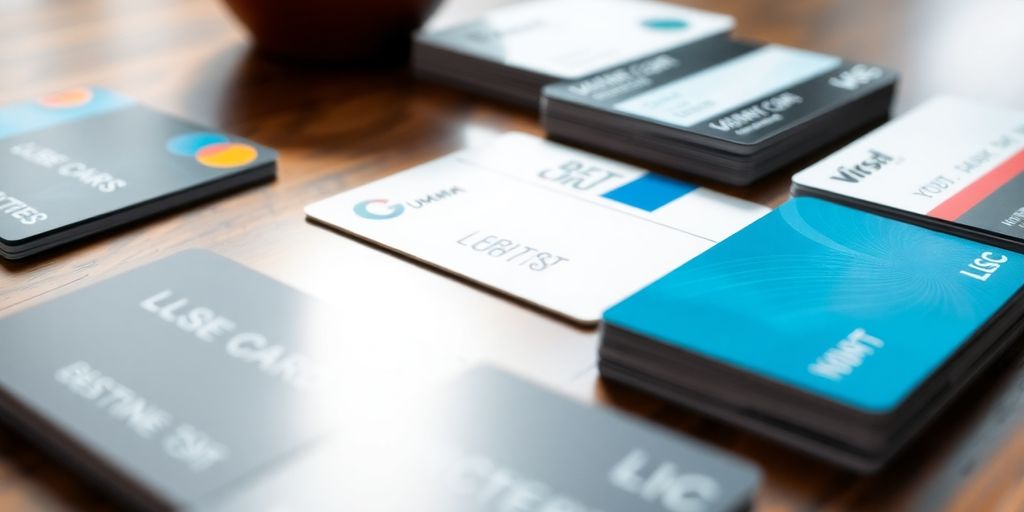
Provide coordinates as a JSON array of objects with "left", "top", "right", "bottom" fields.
[{"left": 2, "top": 0, "right": 1024, "bottom": 510}]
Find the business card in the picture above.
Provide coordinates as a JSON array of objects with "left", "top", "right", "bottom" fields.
[
  {"left": 604, "top": 198, "right": 1024, "bottom": 413},
  {"left": 417, "top": 0, "right": 733, "bottom": 79},
  {"left": 0, "top": 250, "right": 450, "bottom": 509},
  {"left": 197, "top": 366, "right": 761, "bottom": 512},
  {"left": 792, "top": 96, "right": 1024, "bottom": 245},
  {"left": 544, "top": 39, "right": 897, "bottom": 146},
  {"left": 0, "top": 86, "right": 276, "bottom": 255},
  {"left": 306, "top": 132, "right": 769, "bottom": 324}
]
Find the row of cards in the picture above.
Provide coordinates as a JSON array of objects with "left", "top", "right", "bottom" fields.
[
  {"left": 304, "top": 96, "right": 1024, "bottom": 471},
  {"left": 2, "top": 80, "right": 1023, "bottom": 473},
  {"left": 0, "top": 84, "right": 770, "bottom": 509},
  {"left": 2, "top": 21, "right": 1024, "bottom": 509},
  {"left": 307, "top": 97, "right": 1024, "bottom": 322},
  {"left": 0, "top": 250, "right": 760, "bottom": 511},
  {"left": 413, "top": 0, "right": 897, "bottom": 184}
]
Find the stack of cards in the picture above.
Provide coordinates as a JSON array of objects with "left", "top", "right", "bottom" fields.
[
  {"left": 0, "top": 250, "right": 760, "bottom": 511},
  {"left": 413, "top": 0, "right": 734, "bottom": 108},
  {"left": 600, "top": 198, "right": 1024, "bottom": 471},
  {"left": 542, "top": 40, "right": 898, "bottom": 185},
  {"left": 0, "top": 86, "right": 276, "bottom": 260},
  {"left": 306, "top": 132, "right": 769, "bottom": 324},
  {"left": 793, "top": 96, "right": 1024, "bottom": 251}
]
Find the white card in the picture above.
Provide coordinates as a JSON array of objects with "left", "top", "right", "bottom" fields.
[
  {"left": 417, "top": 0, "right": 734, "bottom": 80},
  {"left": 792, "top": 97, "right": 1024, "bottom": 242},
  {"left": 306, "top": 133, "right": 768, "bottom": 324}
]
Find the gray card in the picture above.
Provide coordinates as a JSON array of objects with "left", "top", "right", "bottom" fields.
[
  {"left": 196, "top": 366, "right": 761, "bottom": 512},
  {"left": 0, "top": 86, "right": 276, "bottom": 254},
  {"left": 0, "top": 249, "right": 442, "bottom": 510}
]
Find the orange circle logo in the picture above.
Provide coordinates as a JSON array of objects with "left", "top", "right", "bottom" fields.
[
  {"left": 38, "top": 87, "right": 94, "bottom": 108},
  {"left": 166, "top": 132, "right": 258, "bottom": 169},
  {"left": 196, "top": 142, "right": 259, "bottom": 168}
]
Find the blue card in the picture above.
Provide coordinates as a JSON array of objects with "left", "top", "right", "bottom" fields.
[{"left": 604, "top": 197, "right": 1024, "bottom": 413}]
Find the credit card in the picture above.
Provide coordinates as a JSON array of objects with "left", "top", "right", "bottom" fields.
[
  {"left": 792, "top": 96, "right": 1024, "bottom": 247},
  {"left": 0, "top": 86, "right": 276, "bottom": 258},
  {"left": 604, "top": 198, "right": 1024, "bottom": 413},
  {"left": 0, "top": 250, "right": 454, "bottom": 510},
  {"left": 196, "top": 365, "right": 761, "bottom": 512},
  {"left": 417, "top": 0, "right": 734, "bottom": 80},
  {"left": 305, "top": 132, "right": 769, "bottom": 324},
  {"left": 544, "top": 39, "right": 897, "bottom": 148}
]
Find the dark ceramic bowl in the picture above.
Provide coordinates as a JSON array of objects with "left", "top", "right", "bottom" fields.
[{"left": 222, "top": 0, "right": 442, "bottom": 63}]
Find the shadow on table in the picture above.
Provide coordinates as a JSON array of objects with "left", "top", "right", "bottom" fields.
[{"left": 176, "top": 45, "right": 480, "bottom": 157}]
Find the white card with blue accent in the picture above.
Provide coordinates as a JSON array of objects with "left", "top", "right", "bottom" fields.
[
  {"left": 306, "top": 132, "right": 768, "bottom": 324},
  {"left": 417, "top": 0, "right": 734, "bottom": 80}
]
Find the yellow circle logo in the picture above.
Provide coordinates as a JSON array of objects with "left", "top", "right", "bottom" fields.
[{"left": 195, "top": 142, "right": 259, "bottom": 168}]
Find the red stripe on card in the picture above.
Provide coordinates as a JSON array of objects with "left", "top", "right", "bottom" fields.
[{"left": 928, "top": 149, "right": 1024, "bottom": 221}]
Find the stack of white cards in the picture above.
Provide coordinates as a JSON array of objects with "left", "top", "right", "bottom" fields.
[
  {"left": 413, "top": 0, "right": 734, "bottom": 108},
  {"left": 792, "top": 96, "right": 1024, "bottom": 251},
  {"left": 306, "top": 132, "right": 768, "bottom": 324}
]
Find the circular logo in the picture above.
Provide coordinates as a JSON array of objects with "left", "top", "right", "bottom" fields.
[
  {"left": 38, "top": 87, "right": 94, "bottom": 108},
  {"left": 166, "top": 132, "right": 258, "bottom": 169},
  {"left": 196, "top": 143, "right": 259, "bottom": 168},
  {"left": 642, "top": 18, "right": 689, "bottom": 30},
  {"left": 354, "top": 199, "right": 405, "bottom": 220}
]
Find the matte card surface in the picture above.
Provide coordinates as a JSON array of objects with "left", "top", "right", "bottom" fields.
[
  {"left": 604, "top": 198, "right": 1024, "bottom": 413},
  {"left": 196, "top": 366, "right": 761, "bottom": 512},
  {"left": 417, "top": 0, "right": 734, "bottom": 79},
  {"left": 544, "top": 39, "right": 897, "bottom": 147},
  {"left": 0, "top": 86, "right": 276, "bottom": 258},
  {"left": 793, "top": 97, "right": 1024, "bottom": 246},
  {"left": 306, "top": 132, "right": 769, "bottom": 324},
  {"left": 0, "top": 250, "right": 447, "bottom": 510}
]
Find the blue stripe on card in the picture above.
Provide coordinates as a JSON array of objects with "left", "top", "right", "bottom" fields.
[{"left": 602, "top": 173, "right": 696, "bottom": 211}]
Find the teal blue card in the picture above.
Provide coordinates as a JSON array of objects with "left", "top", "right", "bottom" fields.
[{"left": 604, "top": 198, "right": 1024, "bottom": 413}]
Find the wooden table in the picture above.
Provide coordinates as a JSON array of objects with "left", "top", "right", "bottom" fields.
[{"left": 2, "top": 0, "right": 1024, "bottom": 509}]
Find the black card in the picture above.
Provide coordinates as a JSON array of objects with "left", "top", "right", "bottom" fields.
[
  {"left": 0, "top": 86, "right": 276, "bottom": 258},
  {"left": 543, "top": 38, "right": 897, "bottom": 147},
  {"left": 0, "top": 250, "right": 446, "bottom": 509}
]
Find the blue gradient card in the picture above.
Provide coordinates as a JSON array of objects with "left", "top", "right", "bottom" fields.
[{"left": 604, "top": 198, "right": 1024, "bottom": 413}]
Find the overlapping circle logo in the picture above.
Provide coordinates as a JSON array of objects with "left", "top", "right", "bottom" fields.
[
  {"left": 37, "top": 87, "right": 94, "bottom": 108},
  {"left": 166, "top": 132, "right": 258, "bottom": 169},
  {"left": 642, "top": 18, "right": 689, "bottom": 30},
  {"left": 354, "top": 199, "right": 405, "bottom": 220}
]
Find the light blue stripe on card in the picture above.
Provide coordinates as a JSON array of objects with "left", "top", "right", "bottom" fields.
[{"left": 0, "top": 87, "right": 134, "bottom": 139}]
